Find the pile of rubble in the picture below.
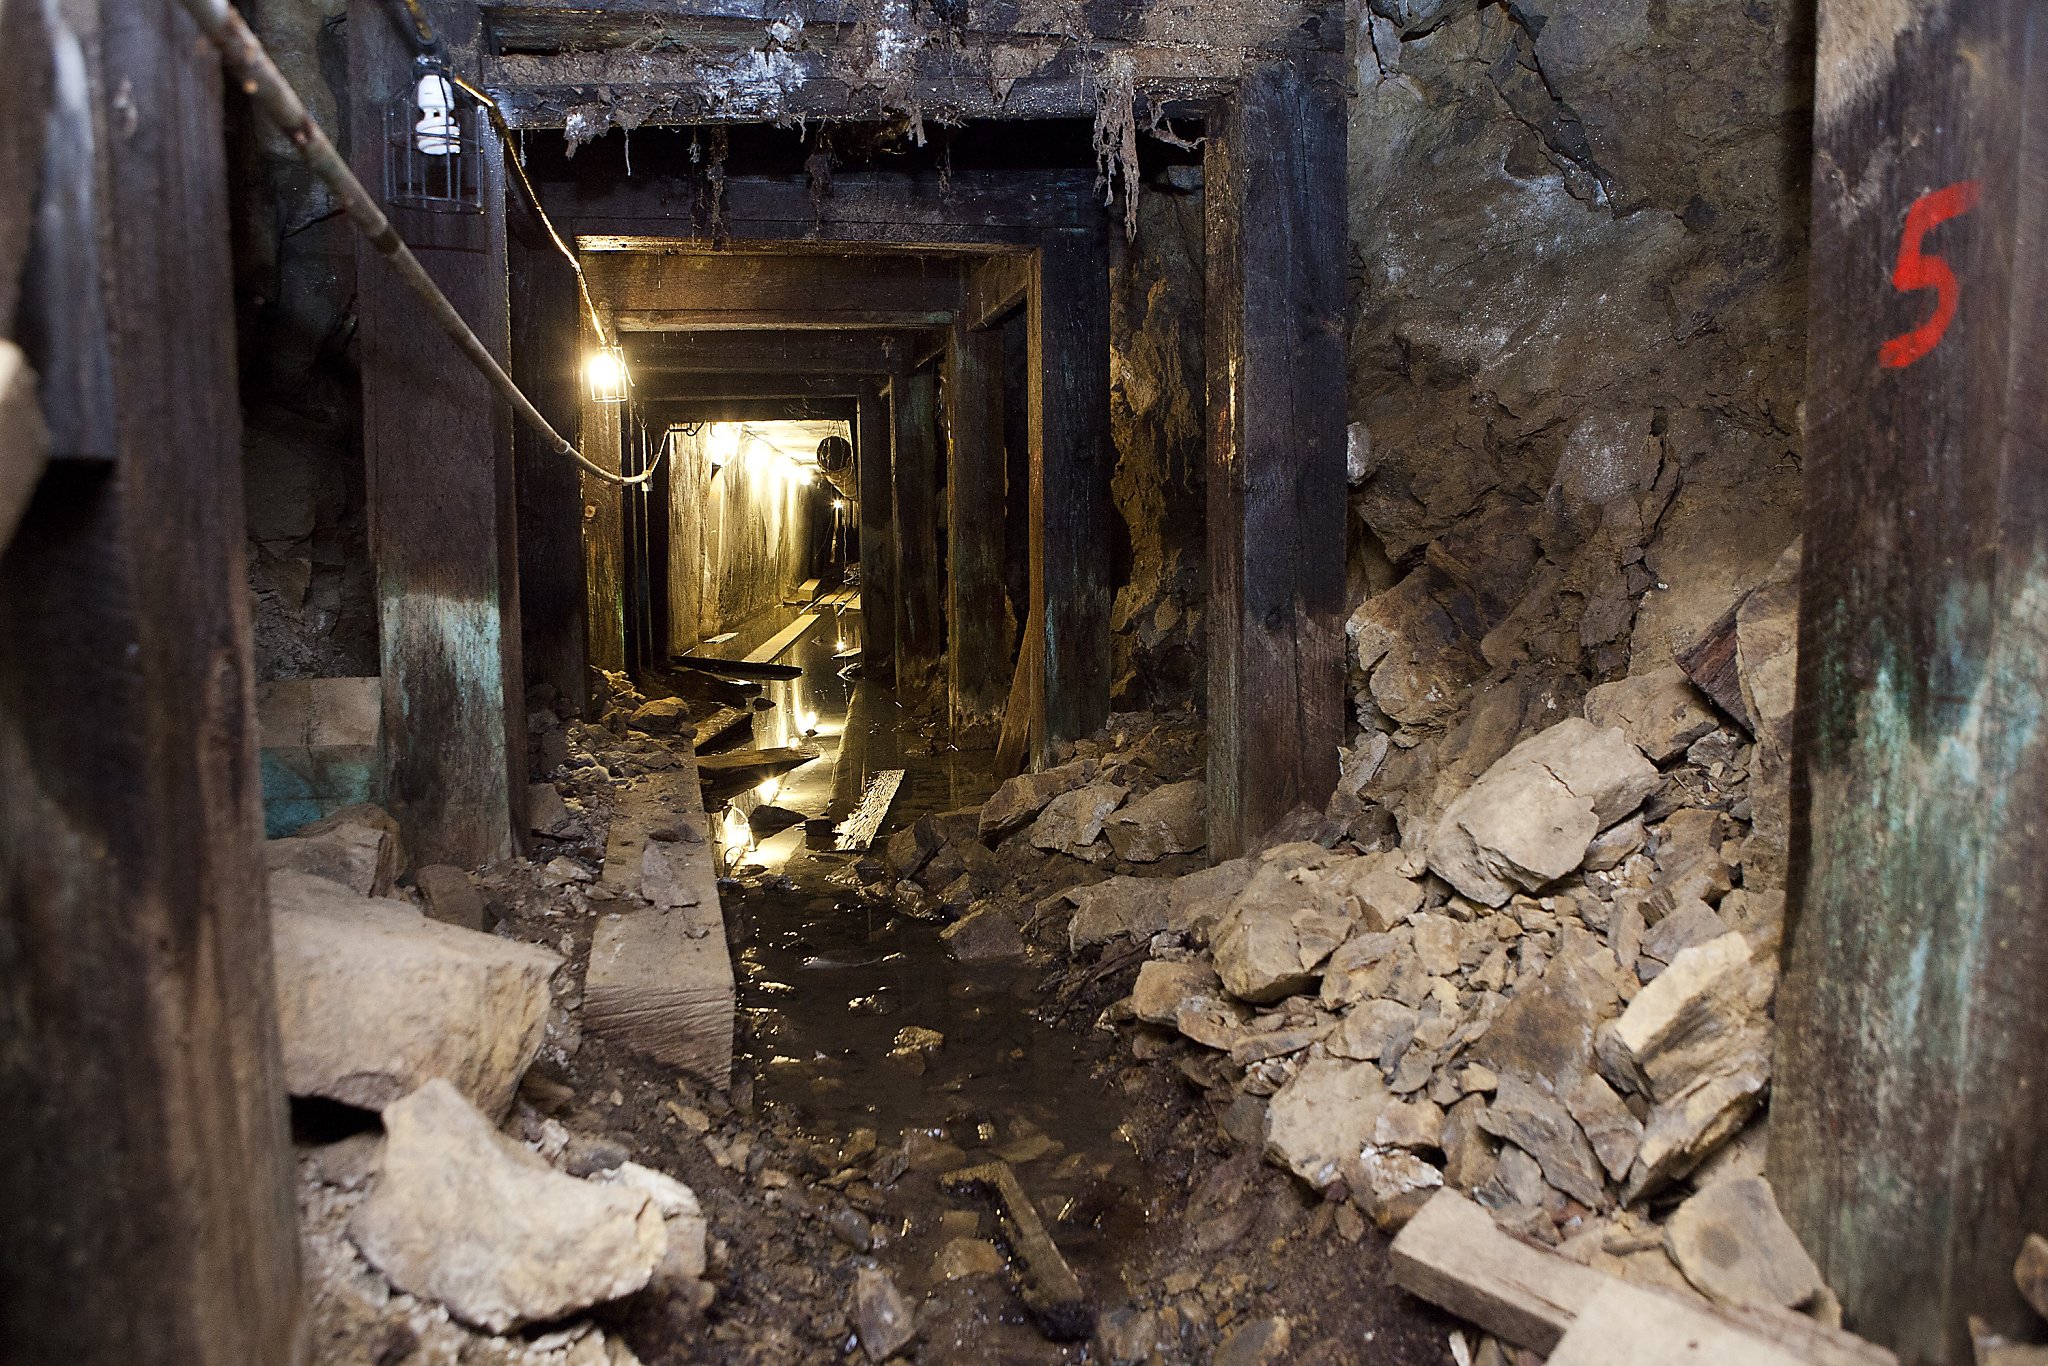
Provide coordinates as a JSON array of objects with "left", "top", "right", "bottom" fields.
[
  {"left": 262, "top": 702, "right": 718, "bottom": 1363},
  {"left": 870, "top": 552, "right": 1892, "bottom": 1358}
]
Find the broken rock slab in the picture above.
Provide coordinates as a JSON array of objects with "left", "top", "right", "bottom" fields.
[
  {"left": 1426, "top": 718, "right": 1660, "bottom": 906},
  {"left": 941, "top": 902, "right": 1025, "bottom": 962},
  {"left": 1480, "top": 1074, "right": 1608, "bottom": 1209},
  {"left": 1102, "top": 780, "right": 1207, "bottom": 862},
  {"left": 1583, "top": 666, "right": 1718, "bottom": 764},
  {"left": 1129, "top": 959, "right": 1220, "bottom": 1026},
  {"left": 414, "top": 863, "right": 487, "bottom": 932},
  {"left": 1663, "top": 1176, "right": 1825, "bottom": 1314},
  {"left": 1212, "top": 863, "right": 1354, "bottom": 1003},
  {"left": 979, "top": 758, "right": 1098, "bottom": 841},
  {"left": 350, "top": 1080, "right": 667, "bottom": 1333},
  {"left": 270, "top": 871, "right": 559, "bottom": 1117},
  {"left": 1265, "top": 1057, "right": 1391, "bottom": 1190},
  {"left": 266, "top": 811, "right": 402, "bottom": 898},
  {"left": 1029, "top": 780, "right": 1129, "bottom": 858},
  {"left": 854, "top": 1266, "right": 916, "bottom": 1359},
  {"left": 1066, "top": 876, "right": 1172, "bottom": 952}
]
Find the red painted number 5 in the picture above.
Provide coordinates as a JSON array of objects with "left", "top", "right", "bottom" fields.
[{"left": 1880, "top": 179, "right": 1983, "bottom": 369}]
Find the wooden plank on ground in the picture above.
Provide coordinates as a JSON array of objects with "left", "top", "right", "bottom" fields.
[
  {"left": 743, "top": 611, "right": 819, "bottom": 664},
  {"left": 1390, "top": 1192, "right": 1896, "bottom": 1366},
  {"left": 588, "top": 755, "right": 733, "bottom": 1088},
  {"left": 940, "top": 1161, "right": 1092, "bottom": 1341},
  {"left": 1546, "top": 1282, "right": 1806, "bottom": 1366},
  {"left": 835, "top": 768, "right": 905, "bottom": 851},
  {"left": 1771, "top": 5, "right": 2048, "bottom": 1363}
]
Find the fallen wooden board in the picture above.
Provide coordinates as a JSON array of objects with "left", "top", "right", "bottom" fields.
[
  {"left": 1389, "top": 1191, "right": 1895, "bottom": 1366},
  {"left": 693, "top": 705, "right": 754, "bottom": 752},
  {"left": 1547, "top": 1281, "right": 1804, "bottom": 1366},
  {"left": 940, "top": 1162, "right": 1091, "bottom": 1341},
  {"left": 745, "top": 611, "right": 820, "bottom": 664},
  {"left": 674, "top": 657, "right": 805, "bottom": 681},
  {"left": 587, "top": 757, "right": 733, "bottom": 1089},
  {"left": 834, "top": 768, "right": 904, "bottom": 851},
  {"left": 993, "top": 606, "right": 1041, "bottom": 780}
]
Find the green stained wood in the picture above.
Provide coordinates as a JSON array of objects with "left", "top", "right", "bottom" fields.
[{"left": 1772, "top": 5, "right": 2048, "bottom": 1362}]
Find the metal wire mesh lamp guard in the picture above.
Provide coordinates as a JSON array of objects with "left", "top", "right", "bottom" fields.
[{"left": 384, "top": 56, "right": 484, "bottom": 213}]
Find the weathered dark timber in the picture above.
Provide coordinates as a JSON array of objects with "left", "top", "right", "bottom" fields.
[
  {"left": 856, "top": 383, "right": 895, "bottom": 685},
  {"left": 1772, "top": 6, "right": 2048, "bottom": 1364},
  {"left": 587, "top": 250, "right": 962, "bottom": 322},
  {"left": 510, "top": 198, "right": 591, "bottom": 714},
  {"left": 0, "top": 2, "right": 303, "bottom": 1358},
  {"left": 1203, "top": 63, "right": 1347, "bottom": 858},
  {"left": 1029, "top": 230, "right": 1113, "bottom": 760},
  {"left": 632, "top": 372, "right": 879, "bottom": 403},
  {"left": 645, "top": 397, "right": 860, "bottom": 424},
  {"left": 890, "top": 367, "right": 944, "bottom": 701},
  {"left": 938, "top": 1162, "right": 1092, "bottom": 1341},
  {"left": 1675, "top": 602, "right": 1753, "bottom": 736},
  {"left": 945, "top": 320, "right": 1011, "bottom": 739},
  {"left": 547, "top": 170, "right": 1102, "bottom": 248},
  {"left": 351, "top": 0, "right": 525, "bottom": 865},
  {"left": 963, "top": 252, "right": 1034, "bottom": 332}
]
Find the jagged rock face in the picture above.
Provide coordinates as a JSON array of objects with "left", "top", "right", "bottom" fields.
[{"left": 1346, "top": 0, "right": 1807, "bottom": 829}]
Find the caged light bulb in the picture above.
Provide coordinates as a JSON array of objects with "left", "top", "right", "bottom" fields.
[{"left": 413, "top": 71, "right": 459, "bottom": 156}]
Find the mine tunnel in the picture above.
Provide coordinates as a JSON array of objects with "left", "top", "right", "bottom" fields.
[{"left": 4, "top": 1, "right": 2048, "bottom": 1365}]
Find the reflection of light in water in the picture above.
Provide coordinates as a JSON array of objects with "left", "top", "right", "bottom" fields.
[
  {"left": 719, "top": 806, "right": 752, "bottom": 871},
  {"left": 799, "top": 707, "right": 818, "bottom": 735},
  {"left": 755, "top": 776, "right": 781, "bottom": 804},
  {"left": 836, "top": 638, "right": 847, "bottom": 652}
]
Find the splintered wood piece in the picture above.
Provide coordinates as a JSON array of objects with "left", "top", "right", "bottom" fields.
[
  {"left": 674, "top": 657, "right": 804, "bottom": 682},
  {"left": 1674, "top": 601, "right": 1752, "bottom": 736},
  {"left": 834, "top": 769, "right": 905, "bottom": 851},
  {"left": 2017, "top": 1233, "right": 2048, "bottom": 1321},
  {"left": 940, "top": 1161, "right": 1092, "bottom": 1341},
  {"left": 994, "top": 607, "right": 1043, "bottom": 780}
]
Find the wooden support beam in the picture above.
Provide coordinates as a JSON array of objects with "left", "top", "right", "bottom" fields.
[
  {"left": 856, "top": 384, "right": 895, "bottom": 685},
  {"left": 631, "top": 372, "right": 879, "bottom": 402},
  {"left": 0, "top": 2, "right": 302, "bottom": 1358},
  {"left": 549, "top": 170, "right": 1103, "bottom": 248},
  {"left": 350, "top": 0, "right": 525, "bottom": 866},
  {"left": 964, "top": 252, "right": 1034, "bottom": 332},
  {"left": 587, "top": 250, "right": 962, "bottom": 322},
  {"left": 890, "top": 367, "right": 944, "bottom": 701},
  {"left": 511, "top": 206, "right": 590, "bottom": 714},
  {"left": 1202, "top": 62, "right": 1347, "bottom": 857},
  {"left": 1028, "top": 230, "right": 1113, "bottom": 761},
  {"left": 1772, "top": 5, "right": 2048, "bottom": 1363},
  {"left": 625, "top": 329, "right": 924, "bottom": 375},
  {"left": 945, "top": 319, "right": 1011, "bottom": 740},
  {"left": 644, "top": 398, "right": 860, "bottom": 424},
  {"left": 580, "top": 307, "right": 629, "bottom": 684}
]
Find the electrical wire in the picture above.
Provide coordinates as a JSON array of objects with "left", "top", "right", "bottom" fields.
[{"left": 175, "top": 0, "right": 662, "bottom": 488}]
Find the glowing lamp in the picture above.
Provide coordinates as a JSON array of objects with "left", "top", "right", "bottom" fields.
[
  {"left": 384, "top": 58, "right": 482, "bottom": 213},
  {"left": 584, "top": 346, "right": 629, "bottom": 403}
]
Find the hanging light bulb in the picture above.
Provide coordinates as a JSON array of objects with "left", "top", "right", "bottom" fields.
[
  {"left": 585, "top": 345, "right": 630, "bottom": 403},
  {"left": 707, "top": 424, "right": 743, "bottom": 472},
  {"left": 413, "top": 69, "right": 459, "bottom": 155}
]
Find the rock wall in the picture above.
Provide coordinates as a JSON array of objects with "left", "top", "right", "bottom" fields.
[
  {"left": 230, "top": 0, "right": 376, "bottom": 680},
  {"left": 1108, "top": 185, "right": 1207, "bottom": 712},
  {"left": 1342, "top": 0, "right": 1810, "bottom": 834}
]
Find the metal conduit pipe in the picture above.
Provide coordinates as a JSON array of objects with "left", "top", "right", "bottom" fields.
[{"left": 174, "top": 0, "right": 664, "bottom": 489}]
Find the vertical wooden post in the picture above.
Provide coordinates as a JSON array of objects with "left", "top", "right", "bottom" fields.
[
  {"left": 945, "top": 320, "right": 1011, "bottom": 739},
  {"left": 857, "top": 382, "right": 896, "bottom": 685},
  {"left": 1772, "top": 6, "right": 2048, "bottom": 1362},
  {"left": 1028, "top": 228, "right": 1113, "bottom": 760},
  {"left": 349, "top": 0, "right": 522, "bottom": 865},
  {"left": 579, "top": 303, "right": 627, "bottom": 685},
  {"left": 509, "top": 213, "right": 589, "bottom": 713},
  {"left": 0, "top": 1, "right": 303, "bottom": 1359},
  {"left": 891, "top": 366, "right": 944, "bottom": 701},
  {"left": 1203, "top": 62, "right": 1348, "bottom": 857}
]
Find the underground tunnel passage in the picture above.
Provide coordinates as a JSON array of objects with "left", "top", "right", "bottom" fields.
[{"left": 7, "top": 1, "right": 2048, "bottom": 1365}]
